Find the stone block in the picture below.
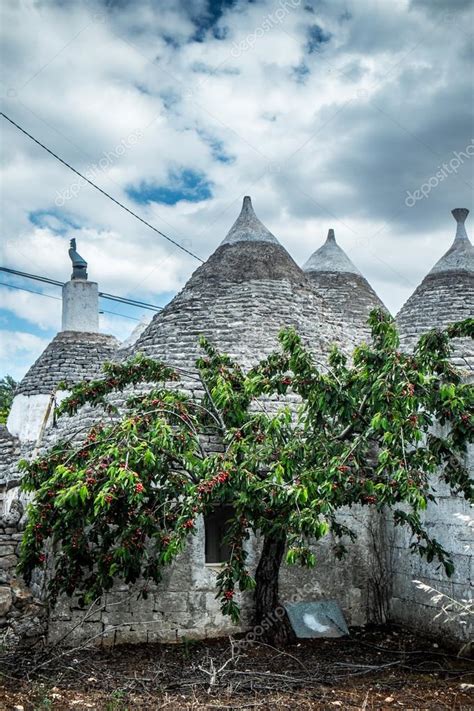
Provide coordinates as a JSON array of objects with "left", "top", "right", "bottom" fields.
[
  {"left": 154, "top": 592, "right": 189, "bottom": 613},
  {"left": 100, "top": 627, "right": 116, "bottom": 647},
  {"left": 0, "top": 587, "right": 12, "bottom": 616},
  {"left": 102, "top": 607, "right": 133, "bottom": 626},
  {"left": 0, "top": 555, "right": 17, "bottom": 570},
  {"left": 114, "top": 627, "right": 147, "bottom": 645},
  {"left": 130, "top": 594, "right": 156, "bottom": 616},
  {"left": 11, "top": 581, "right": 33, "bottom": 608},
  {"left": 146, "top": 627, "right": 178, "bottom": 643},
  {"left": 0, "top": 545, "right": 15, "bottom": 557},
  {"left": 48, "top": 619, "right": 104, "bottom": 646}
]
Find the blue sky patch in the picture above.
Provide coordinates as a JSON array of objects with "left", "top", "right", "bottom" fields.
[
  {"left": 162, "top": 34, "right": 181, "bottom": 49},
  {"left": 159, "top": 88, "right": 181, "bottom": 111},
  {"left": 127, "top": 169, "right": 213, "bottom": 205},
  {"left": 0, "top": 307, "right": 56, "bottom": 338},
  {"left": 292, "top": 62, "right": 311, "bottom": 84},
  {"left": 29, "top": 209, "right": 80, "bottom": 233},
  {"left": 198, "top": 130, "right": 235, "bottom": 163},
  {"left": 306, "top": 24, "right": 332, "bottom": 53},
  {"left": 191, "top": 0, "right": 238, "bottom": 42}
]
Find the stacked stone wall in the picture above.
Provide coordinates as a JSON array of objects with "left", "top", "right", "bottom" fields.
[
  {"left": 1, "top": 422, "right": 382, "bottom": 647},
  {"left": 0, "top": 500, "right": 47, "bottom": 647},
  {"left": 387, "top": 445, "right": 473, "bottom": 643}
]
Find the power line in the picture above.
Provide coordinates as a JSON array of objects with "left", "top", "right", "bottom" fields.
[
  {"left": 0, "top": 281, "right": 141, "bottom": 321},
  {"left": 0, "top": 267, "right": 162, "bottom": 312},
  {"left": 0, "top": 112, "right": 204, "bottom": 264},
  {"left": 99, "top": 310, "right": 140, "bottom": 322},
  {"left": 0, "top": 281, "right": 59, "bottom": 300},
  {"left": 0, "top": 267, "right": 62, "bottom": 288}
]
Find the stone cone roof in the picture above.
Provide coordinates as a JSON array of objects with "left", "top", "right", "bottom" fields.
[
  {"left": 221, "top": 196, "right": 279, "bottom": 246},
  {"left": 186, "top": 196, "right": 305, "bottom": 287},
  {"left": 131, "top": 197, "right": 357, "bottom": 373},
  {"left": 303, "top": 229, "right": 362, "bottom": 276},
  {"left": 429, "top": 208, "right": 474, "bottom": 275},
  {"left": 303, "top": 229, "right": 386, "bottom": 336},
  {"left": 16, "top": 331, "right": 120, "bottom": 396},
  {"left": 397, "top": 208, "right": 474, "bottom": 369}
]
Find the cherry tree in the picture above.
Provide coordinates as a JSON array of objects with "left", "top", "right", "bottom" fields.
[{"left": 19, "top": 311, "right": 473, "bottom": 644}]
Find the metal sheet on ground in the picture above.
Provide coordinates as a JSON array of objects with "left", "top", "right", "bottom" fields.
[{"left": 284, "top": 600, "right": 349, "bottom": 638}]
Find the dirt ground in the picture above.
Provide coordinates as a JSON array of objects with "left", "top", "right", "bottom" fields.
[{"left": 0, "top": 625, "right": 473, "bottom": 710}]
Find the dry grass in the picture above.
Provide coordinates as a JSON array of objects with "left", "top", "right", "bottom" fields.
[{"left": 0, "top": 625, "right": 473, "bottom": 710}]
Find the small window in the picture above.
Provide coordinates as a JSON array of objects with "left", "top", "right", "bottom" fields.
[{"left": 204, "top": 506, "right": 234, "bottom": 564}]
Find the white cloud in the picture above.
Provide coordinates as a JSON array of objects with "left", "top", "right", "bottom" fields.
[
  {"left": 0, "top": 330, "right": 50, "bottom": 382},
  {"left": 0, "top": 0, "right": 472, "bottom": 378}
]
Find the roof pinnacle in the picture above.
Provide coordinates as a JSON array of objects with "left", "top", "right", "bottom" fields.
[
  {"left": 220, "top": 196, "right": 279, "bottom": 246},
  {"left": 429, "top": 207, "right": 473, "bottom": 275},
  {"left": 303, "top": 228, "right": 362, "bottom": 276},
  {"left": 452, "top": 208, "right": 469, "bottom": 241}
]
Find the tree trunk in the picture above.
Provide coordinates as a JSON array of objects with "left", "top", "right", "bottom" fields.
[{"left": 254, "top": 533, "right": 296, "bottom": 646}]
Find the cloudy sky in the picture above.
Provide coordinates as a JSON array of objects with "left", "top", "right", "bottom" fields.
[{"left": 0, "top": 0, "right": 472, "bottom": 380}]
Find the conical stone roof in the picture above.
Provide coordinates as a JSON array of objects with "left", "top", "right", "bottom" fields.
[
  {"left": 132, "top": 198, "right": 357, "bottom": 375},
  {"left": 428, "top": 208, "right": 474, "bottom": 275},
  {"left": 396, "top": 208, "right": 474, "bottom": 369},
  {"left": 16, "top": 331, "right": 120, "bottom": 396},
  {"left": 186, "top": 196, "right": 305, "bottom": 287},
  {"left": 221, "top": 195, "right": 279, "bottom": 246},
  {"left": 302, "top": 229, "right": 386, "bottom": 337},
  {"left": 303, "top": 229, "right": 362, "bottom": 276}
]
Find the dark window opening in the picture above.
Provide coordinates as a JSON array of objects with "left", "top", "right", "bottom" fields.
[{"left": 204, "top": 506, "right": 234, "bottom": 564}]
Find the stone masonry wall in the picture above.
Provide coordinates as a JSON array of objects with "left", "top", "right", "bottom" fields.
[
  {"left": 394, "top": 268, "right": 473, "bottom": 642},
  {"left": 1, "top": 414, "right": 382, "bottom": 647},
  {"left": 43, "top": 507, "right": 379, "bottom": 648},
  {"left": 0, "top": 499, "right": 47, "bottom": 647},
  {"left": 0, "top": 426, "right": 20, "bottom": 486},
  {"left": 46, "top": 515, "right": 258, "bottom": 647},
  {"left": 387, "top": 437, "right": 473, "bottom": 643},
  {"left": 1, "top": 403, "right": 382, "bottom": 646}
]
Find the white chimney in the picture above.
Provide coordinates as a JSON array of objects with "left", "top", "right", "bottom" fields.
[{"left": 61, "top": 239, "right": 99, "bottom": 333}]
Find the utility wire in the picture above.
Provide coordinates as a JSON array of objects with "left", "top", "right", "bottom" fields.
[
  {"left": 0, "top": 281, "right": 59, "bottom": 300},
  {"left": 1, "top": 112, "right": 204, "bottom": 263},
  {"left": 0, "top": 267, "right": 62, "bottom": 287},
  {"left": 0, "top": 267, "right": 162, "bottom": 311},
  {"left": 0, "top": 281, "right": 140, "bottom": 321},
  {"left": 99, "top": 310, "right": 140, "bottom": 322}
]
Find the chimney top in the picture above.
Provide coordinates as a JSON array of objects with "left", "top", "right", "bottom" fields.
[{"left": 68, "top": 238, "right": 88, "bottom": 280}]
